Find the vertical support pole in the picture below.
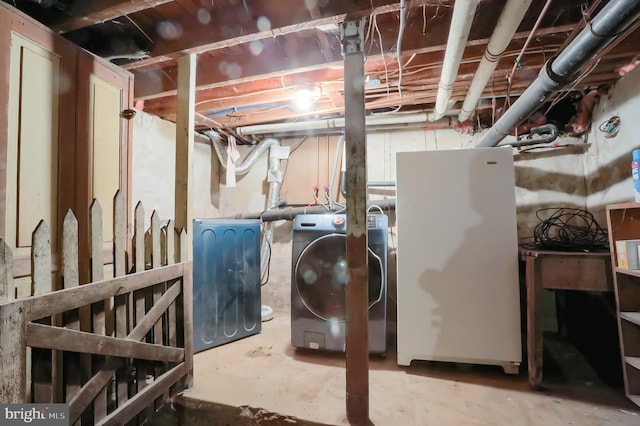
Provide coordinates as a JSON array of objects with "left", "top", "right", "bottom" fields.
[
  {"left": 175, "top": 53, "right": 196, "bottom": 261},
  {"left": 341, "top": 16, "right": 369, "bottom": 425}
]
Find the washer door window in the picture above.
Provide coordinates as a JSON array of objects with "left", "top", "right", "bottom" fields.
[{"left": 295, "top": 233, "right": 383, "bottom": 322}]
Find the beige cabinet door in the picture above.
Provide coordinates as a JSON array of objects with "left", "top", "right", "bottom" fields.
[
  {"left": 76, "top": 53, "right": 133, "bottom": 281},
  {"left": 6, "top": 33, "right": 66, "bottom": 256}
]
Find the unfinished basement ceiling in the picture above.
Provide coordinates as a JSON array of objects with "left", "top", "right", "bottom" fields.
[{"left": 6, "top": 0, "right": 640, "bottom": 139}]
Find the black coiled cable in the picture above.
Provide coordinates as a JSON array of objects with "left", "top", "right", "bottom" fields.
[{"left": 520, "top": 207, "right": 609, "bottom": 251}]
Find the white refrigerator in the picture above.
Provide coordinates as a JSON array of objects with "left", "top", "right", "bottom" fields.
[{"left": 395, "top": 147, "right": 521, "bottom": 374}]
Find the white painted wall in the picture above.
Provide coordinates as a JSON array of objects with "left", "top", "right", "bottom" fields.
[
  {"left": 584, "top": 64, "right": 640, "bottom": 225},
  {"left": 366, "top": 128, "right": 586, "bottom": 240},
  {"left": 131, "top": 110, "right": 224, "bottom": 228},
  {"left": 131, "top": 107, "right": 602, "bottom": 314}
]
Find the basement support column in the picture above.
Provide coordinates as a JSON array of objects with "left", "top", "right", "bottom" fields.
[
  {"left": 174, "top": 53, "right": 196, "bottom": 259},
  {"left": 342, "top": 17, "right": 369, "bottom": 425}
]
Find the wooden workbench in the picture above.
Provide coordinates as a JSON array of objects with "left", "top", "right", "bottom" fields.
[{"left": 521, "top": 249, "right": 613, "bottom": 389}]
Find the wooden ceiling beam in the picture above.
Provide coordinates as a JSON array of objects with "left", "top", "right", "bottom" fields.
[
  {"left": 134, "top": 22, "right": 576, "bottom": 101},
  {"left": 144, "top": 54, "right": 550, "bottom": 118},
  {"left": 179, "top": 69, "right": 620, "bottom": 129},
  {"left": 52, "top": 0, "right": 175, "bottom": 34},
  {"left": 122, "top": 0, "right": 437, "bottom": 71}
]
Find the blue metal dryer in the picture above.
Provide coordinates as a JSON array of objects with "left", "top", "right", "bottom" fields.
[{"left": 192, "top": 219, "right": 262, "bottom": 353}]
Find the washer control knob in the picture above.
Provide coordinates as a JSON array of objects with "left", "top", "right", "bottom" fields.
[{"left": 332, "top": 216, "right": 345, "bottom": 227}]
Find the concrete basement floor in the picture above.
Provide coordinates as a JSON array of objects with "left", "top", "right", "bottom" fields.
[{"left": 179, "top": 312, "right": 640, "bottom": 426}]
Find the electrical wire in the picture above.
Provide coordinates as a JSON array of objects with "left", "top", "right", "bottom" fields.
[
  {"left": 328, "top": 135, "right": 345, "bottom": 210},
  {"left": 543, "top": 57, "right": 601, "bottom": 115},
  {"left": 367, "top": 204, "right": 384, "bottom": 215},
  {"left": 598, "top": 115, "right": 621, "bottom": 138},
  {"left": 506, "top": 0, "right": 554, "bottom": 109},
  {"left": 280, "top": 137, "right": 307, "bottom": 196},
  {"left": 260, "top": 234, "right": 271, "bottom": 286},
  {"left": 519, "top": 207, "right": 609, "bottom": 251}
]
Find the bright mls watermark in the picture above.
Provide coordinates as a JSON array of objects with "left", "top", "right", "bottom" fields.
[{"left": 0, "top": 404, "right": 68, "bottom": 425}]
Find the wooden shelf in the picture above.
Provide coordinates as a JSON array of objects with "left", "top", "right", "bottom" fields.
[
  {"left": 616, "top": 267, "right": 640, "bottom": 278},
  {"left": 621, "top": 312, "right": 640, "bottom": 327},
  {"left": 607, "top": 202, "right": 640, "bottom": 211},
  {"left": 607, "top": 204, "right": 640, "bottom": 408},
  {"left": 626, "top": 356, "right": 640, "bottom": 371}
]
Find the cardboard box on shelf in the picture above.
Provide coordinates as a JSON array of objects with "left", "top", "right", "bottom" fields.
[{"left": 615, "top": 239, "right": 640, "bottom": 269}]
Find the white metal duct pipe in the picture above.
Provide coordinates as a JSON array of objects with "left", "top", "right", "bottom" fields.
[
  {"left": 477, "top": 0, "right": 640, "bottom": 148},
  {"left": 432, "top": 0, "right": 479, "bottom": 120},
  {"left": 235, "top": 112, "right": 441, "bottom": 136},
  {"left": 458, "top": 0, "right": 533, "bottom": 122},
  {"left": 202, "top": 129, "right": 284, "bottom": 279},
  {"left": 260, "top": 144, "right": 284, "bottom": 278}
]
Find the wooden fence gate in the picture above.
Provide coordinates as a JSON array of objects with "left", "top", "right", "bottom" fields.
[{"left": 0, "top": 190, "right": 193, "bottom": 425}]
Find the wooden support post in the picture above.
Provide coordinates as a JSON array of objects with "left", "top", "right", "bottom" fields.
[
  {"left": 174, "top": 53, "right": 196, "bottom": 260},
  {"left": 342, "top": 17, "right": 369, "bottom": 425}
]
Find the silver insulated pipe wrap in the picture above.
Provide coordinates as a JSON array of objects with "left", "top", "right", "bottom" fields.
[
  {"left": 203, "top": 130, "right": 283, "bottom": 278},
  {"left": 260, "top": 148, "right": 283, "bottom": 277},
  {"left": 204, "top": 130, "right": 280, "bottom": 175},
  {"left": 477, "top": 0, "right": 640, "bottom": 147}
]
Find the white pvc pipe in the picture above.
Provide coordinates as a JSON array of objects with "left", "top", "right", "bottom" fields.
[
  {"left": 433, "top": 0, "right": 479, "bottom": 120},
  {"left": 458, "top": 0, "right": 533, "bottom": 122},
  {"left": 236, "top": 112, "right": 440, "bottom": 136}
]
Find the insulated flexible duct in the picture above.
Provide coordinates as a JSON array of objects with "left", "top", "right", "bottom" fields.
[
  {"left": 203, "top": 130, "right": 283, "bottom": 278},
  {"left": 203, "top": 130, "right": 280, "bottom": 175},
  {"left": 260, "top": 148, "right": 283, "bottom": 278}
]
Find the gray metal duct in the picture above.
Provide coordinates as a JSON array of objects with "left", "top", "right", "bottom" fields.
[{"left": 477, "top": 0, "right": 640, "bottom": 148}]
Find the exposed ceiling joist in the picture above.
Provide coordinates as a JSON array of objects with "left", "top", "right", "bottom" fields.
[
  {"left": 122, "top": 0, "right": 436, "bottom": 71},
  {"left": 134, "top": 23, "right": 575, "bottom": 101},
  {"left": 8, "top": 0, "right": 639, "bottom": 135},
  {"left": 53, "top": 0, "right": 175, "bottom": 34}
]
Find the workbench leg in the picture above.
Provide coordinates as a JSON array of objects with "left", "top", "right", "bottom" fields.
[{"left": 526, "top": 255, "right": 544, "bottom": 390}]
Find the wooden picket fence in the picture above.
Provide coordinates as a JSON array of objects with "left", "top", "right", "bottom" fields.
[{"left": 0, "top": 190, "right": 193, "bottom": 425}]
